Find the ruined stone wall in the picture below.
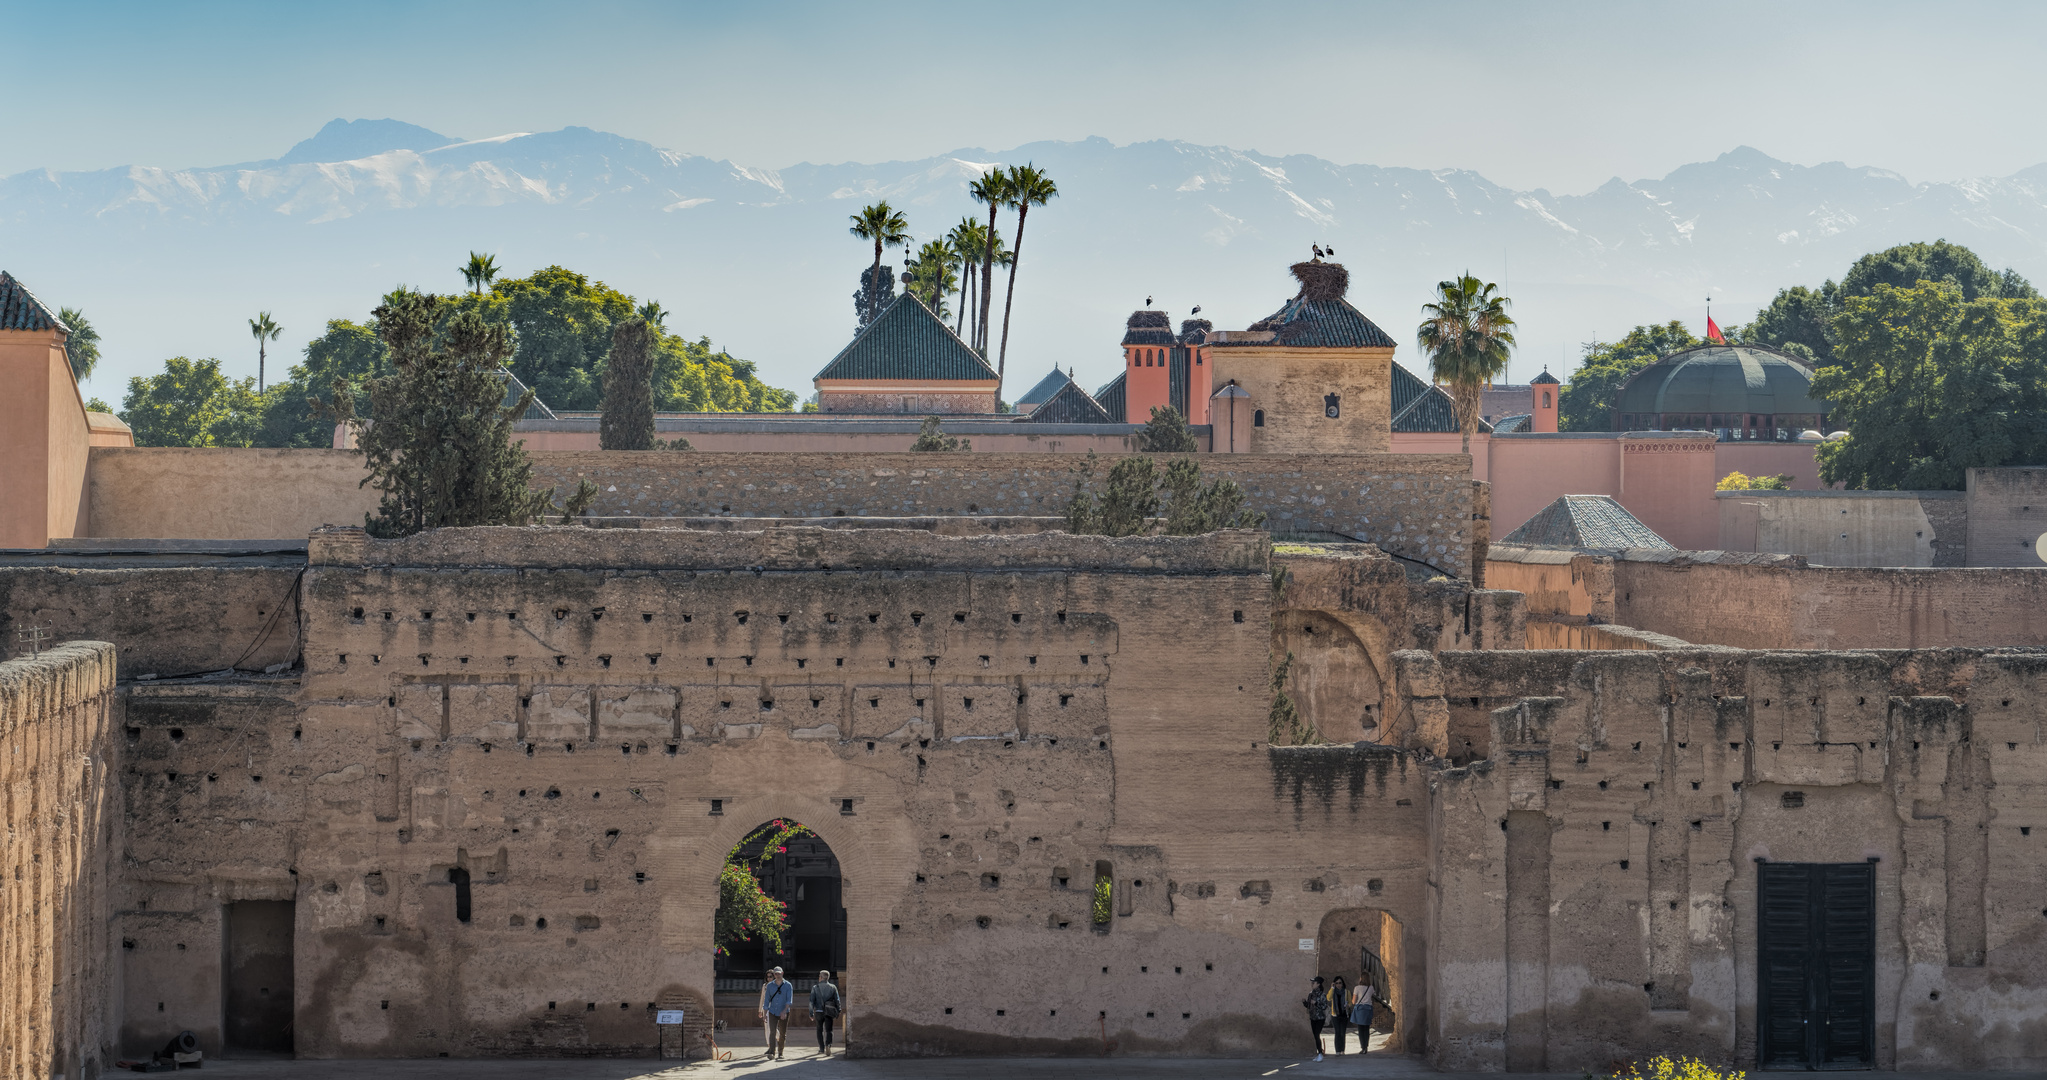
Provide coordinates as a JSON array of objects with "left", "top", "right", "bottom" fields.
[
  {"left": 111, "top": 527, "right": 1440, "bottom": 1060},
  {"left": 1, "top": 641, "right": 119, "bottom": 1080},
  {"left": 1614, "top": 560, "right": 2047, "bottom": 649},
  {"left": 526, "top": 452, "right": 1476, "bottom": 579},
  {"left": 1401, "top": 646, "right": 2047, "bottom": 1071},
  {"left": 0, "top": 567, "right": 302, "bottom": 679}
]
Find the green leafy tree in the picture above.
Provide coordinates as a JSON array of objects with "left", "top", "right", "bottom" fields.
[
  {"left": 1839, "top": 239, "right": 2036, "bottom": 302},
  {"left": 1417, "top": 273, "right": 1516, "bottom": 454},
  {"left": 1745, "top": 284, "right": 1840, "bottom": 365},
  {"left": 714, "top": 819, "right": 813, "bottom": 957},
  {"left": 461, "top": 252, "right": 501, "bottom": 294},
  {"left": 969, "top": 170, "right": 1014, "bottom": 354},
  {"left": 910, "top": 414, "right": 970, "bottom": 451},
  {"left": 1811, "top": 283, "right": 2047, "bottom": 490},
  {"left": 1134, "top": 405, "right": 1199, "bottom": 453},
  {"left": 497, "top": 266, "right": 635, "bottom": 411},
  {"left": 119, "top": 357, "right": 264, "bottom": 447},
  {"left": 84, "top": 397, "right": 112, "bottom": 412},
  {"left": 332, "top": 291, "right": 594, "bottom": 537},
  {"left": 1558, "top": 321, "right": 1700, "bottom": 431},
  {"left": 853, "top": 264, "right": 896, "bottom": 334},
  {"left": 1098, "top": 456, "right": 1160, "bottom": 537},
  {"left": 265, "top": 319, "right": 394, "bottom": 448},
  {"left": 600, "top": 318, "right": 657, "bottom": 450},
  {"left": 849, "top": 202, "right": 911, "bottom": 327},
  {"left": 249, "top": 311, "right": 282, "bottom": 391},
  {"left": 58, "top": 307, "right": 99, "bottom": 383},
  {"left": 996, "top": 163, "right": 1057, "bottom": 383}
]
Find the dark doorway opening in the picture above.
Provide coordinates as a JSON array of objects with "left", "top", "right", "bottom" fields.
[
  {"left": 223, "top": 900, "right": 295, "bottom": 1055},
  {"left": 713, "top": 824, "right": 846, "bottom": 1029},
  {"left": 1757, "top": 862, "right": 1875, "bottom": 1070}
]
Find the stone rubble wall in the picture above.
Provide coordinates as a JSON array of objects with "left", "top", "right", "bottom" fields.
[{"left": 1, "top": 641, "right": 119, "bottom": 1080}]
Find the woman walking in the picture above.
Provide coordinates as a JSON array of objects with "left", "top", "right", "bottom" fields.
[
  {"left": 1302, "top": 975, "right": 1330, "bottom": 1061},
  {"left": 810, "top": 970, "right": 843, "bottom": 1057},
  {"left": 1347, "top": 968, "right": 1378, "bottom": 1055},
  {"left": 1329, "top": 975, "right": 1352, "bottom": 1055}
]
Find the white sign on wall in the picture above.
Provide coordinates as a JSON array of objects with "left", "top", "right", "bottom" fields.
[
  {"left": 1299, "top": 938, "right": 1316, "bottom": 952},
  {"left": 656, "top": 1010, "right": 686, "bottom": 1026}
]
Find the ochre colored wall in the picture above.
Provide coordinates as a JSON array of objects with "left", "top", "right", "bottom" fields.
[
  {"left": 1487, "top": 436, "right": 1622, "bottom": 540},
  {"left": 1717, "top": 491, "right": 1958, "bottom": 567},
  {"left": 1, "top": 641, "right": 120, "bottom": 1080},
  {"left": 85, "top": 448, "right": 380, "bottom": 539},
  {"left": 511, "top": 427, "right": 1143, "bottom": 454},
  {"left": 1488, "top": 435, "right": 1826, "bottom": 549},
  {"left": 1391, "top": 431, "right": 1488, "bottom": 482},
  {"left": 1207, "top": 346, "right": 1393, "bottom": 454},
  {"left": 815, "top": 383, "right": 998, "bottom": 414},
  {"left": 0, "top": 328, "right": 91, "bottom": 548}
]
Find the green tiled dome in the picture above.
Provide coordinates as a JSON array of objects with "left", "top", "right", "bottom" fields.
[{"left": 1615, "top": 345, "right": 1823, "bottom": 418}]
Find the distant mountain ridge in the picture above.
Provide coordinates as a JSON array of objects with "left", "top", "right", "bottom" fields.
[{"left": 5, "top": 121, "right": 2045, "bottom": 396}]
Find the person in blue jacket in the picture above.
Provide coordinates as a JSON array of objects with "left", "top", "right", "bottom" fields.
[{"left": 757, "top": 966, "right": 793, "bottom": 1059}]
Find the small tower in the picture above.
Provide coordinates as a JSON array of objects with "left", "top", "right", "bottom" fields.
[
  {"left": 1530, "top": 367, "right": 1560, "bottom": 433},
  {"left": 1205, "top": 260, "right": 1396, "bottom": 453}
]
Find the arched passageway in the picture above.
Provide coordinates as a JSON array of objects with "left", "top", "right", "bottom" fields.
[
  {"left": 712, "top": 822, "right": 847, "bottom": 1034},
  {"left": 1273, "top": 610, "right": 1385, "bottom": 740}
]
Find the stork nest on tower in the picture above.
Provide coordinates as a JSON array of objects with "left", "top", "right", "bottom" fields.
[{"left": 1288, "top": 261, "right": 1349, "bottom": 302}]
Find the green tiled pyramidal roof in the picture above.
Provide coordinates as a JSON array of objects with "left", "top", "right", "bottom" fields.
[
  {"left": 1016, "top": 365, "right": 1073, "bottom": 407},
  {"left": 1093, "top": 373, "right": 1127, "bottom": 422},
  {"left": 815, "top": 294, "right": 997, "bottom": 383},
  {"left": 0, "top": 271, "right": 67, "bottom": 333},
  {"left": 1390, "top": 363, "right": 1492, "bottom": 435},
  {"left": 1499, "top": 495, "right": 1675, "bottom": 551},
  {"left": 1019, "top": 379, "right": 1114, "bottom": 424}
]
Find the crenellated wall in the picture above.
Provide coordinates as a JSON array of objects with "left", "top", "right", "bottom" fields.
[{"left": 1, "top": 641, "right": 120, "bottom": 1080}]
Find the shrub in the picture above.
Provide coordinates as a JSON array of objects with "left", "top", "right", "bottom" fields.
[{"left": 1610, "top": 1055, "right": 1746, "bottom": 1080}]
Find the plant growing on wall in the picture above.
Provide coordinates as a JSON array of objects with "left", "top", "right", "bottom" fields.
[
  {"left": 1715, "top": 470, "right": 1794, "bottom": 491},
  {"left": 910, "top": 415, "right": 971, "bottom": 451},
  {"left": 332, "top": 290, "right": 595, "bottom": 537},
  {"left": 715, "top": 819, "right": 815, "bottom": 956},
  {"left": 1064, "top": 454, "right": 1263, "bottom": 537},
  {"left": 1611, "top": 1055, "right": 1746, "bottom": 1080},
  {"left": 1091, "top": 876, "right": 1113, "bottom": 927},
  {"left": 1267, "top": 651, "right": 1321, "bottom": 746}
]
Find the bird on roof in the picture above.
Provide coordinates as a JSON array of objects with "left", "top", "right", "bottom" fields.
[
  {"left": 1324, "top": 244, "right": 1335, "bottom": 256},
  {"left": 1191, "top": 305, "right": 1201, "bottom": 314},
  {"left": 1146, "top": 295, "right": 1153, "bottom": 306},
  {"left": 1312, "top": 244, "right": 1324, "bottom": 260}
]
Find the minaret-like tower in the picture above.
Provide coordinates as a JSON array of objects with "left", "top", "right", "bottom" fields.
[
  {"left": 1204, "top": 260, "right": 1395, "bottom": 453},
  {"left": 1530, "top": 367, "right": 1560, "bottom": 433}
]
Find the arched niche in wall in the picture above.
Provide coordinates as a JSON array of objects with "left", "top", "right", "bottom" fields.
[{"left": 1271, "top": 610, "right": 1383, "bottom": 740}]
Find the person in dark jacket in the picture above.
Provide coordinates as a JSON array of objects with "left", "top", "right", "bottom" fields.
[
  {"left": 1302, "top": 975, "right": 1329, "bottom": 1061},
  {"left": 809, "top": 969, "right": 842, "bottom": 1056},
  {"left": 1329, "top": 974, "right": 1352, "bottom": 1055}
]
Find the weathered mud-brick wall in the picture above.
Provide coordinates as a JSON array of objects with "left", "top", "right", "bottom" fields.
[
  {"left": 528, "top": 451, "right": 1477, "bottom": 578},
  {"left": 1, "top": 641, "right": 119, "bottom": 1080},
  {"left": 110, "top": 525, "right": 1447, "bottom": 1060},
  {"left": 0, "top": 567, "right": 302, "bottom": 678},
  {"left": 1403, "top": 647, "right": 2047, "bottom": 1072}
]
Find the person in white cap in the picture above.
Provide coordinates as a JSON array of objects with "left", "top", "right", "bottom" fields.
[{"left": 757, "top": 966, "right": 793, "bottom": 1059}]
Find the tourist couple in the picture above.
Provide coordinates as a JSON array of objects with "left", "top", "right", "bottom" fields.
[
  {"left": 1303, "top": 971, "right": 1378, "bottom": 1062},
  {"left": 757, "top": 966, "right": 843, "bottom": 1059}
]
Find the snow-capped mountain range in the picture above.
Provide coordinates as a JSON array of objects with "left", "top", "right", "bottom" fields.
[{"left": 6, "top": 117, "right": 2046, "bottom": 398}]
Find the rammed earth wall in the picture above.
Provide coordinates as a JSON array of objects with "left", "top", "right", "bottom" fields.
[
  {"left": 1, "top": 641, "right": 119, "bottom": 1080},
  {"left": 527, "top": 452, "right": 1477, "bottom": 578}
]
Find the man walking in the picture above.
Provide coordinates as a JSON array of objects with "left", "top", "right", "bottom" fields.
[
  {"left": 757, "top": 966, "right": 793, "bottom": 1059},
  {"left": 810, "top": 969, "right": 843, "bottom": 1056}
]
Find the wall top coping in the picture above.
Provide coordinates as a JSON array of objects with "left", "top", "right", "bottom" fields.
[
  {"left": 1712, "top": 489, "right": 1964, "bottom": 500},
  {"left": 307, "top": 525, "right": 1271, "bottom": 574},
  {"left": 0, "top": 641, "right": 116, "bottom": 739},
  {"left": 1488, "top": 542, "right": 1808, "bottom": 569},
  {"left": 514, "top": 417, "right": 1186, "bottom": 437}
]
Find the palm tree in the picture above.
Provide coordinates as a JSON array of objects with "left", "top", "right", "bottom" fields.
[
  {"left": 248, "top": 311, "right": 283, "bottom": 391},
  {"left": 57, "top": 306, "right": 100, "bottom": 384},
  {"left": 969, "top": 169, "right": 1014, "bottom": 355},
  {"left": 461, "top": 252, "right": 501, "bottom": 294},
  {"left": 1416, "top": 273, "right": 1517, "bottom": 455},
  {"left": 638, "top": 300, "right": 668, "bottom": 328},
  {"left": 996, "top": 163, "right": 1058, "bottom": 384},
  {"left": 946, "top": 219, "right": 1013, "bottom": 342},
  {"left": 848, "top": 202, "right": 911, "bottom": 325},
  {"left": 906, "top": 239, "right": 960, "bottom": 318}
]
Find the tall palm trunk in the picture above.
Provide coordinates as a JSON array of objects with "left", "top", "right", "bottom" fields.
[
  {"left": 869, "top": 237, "right": 884, "bottom": 325},
  {"left": 258, "top": 341, "right": 266, "bottom": 391},
  {"left": 979, "top": 203, "right": 999, "bottom": 355},
  {"left": 997, "top": 204, "right": 1031, "bottom": 382},
  {"left": 956, "top": 263, "right": 973, "bottom": 337}
]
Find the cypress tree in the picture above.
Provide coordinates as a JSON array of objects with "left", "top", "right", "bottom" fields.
[
  {"left": 334, "top": 291, "right": 594, "bottom": 537},
  {"left": 600, "top": 318, "right": 657, "bottom": 450}
]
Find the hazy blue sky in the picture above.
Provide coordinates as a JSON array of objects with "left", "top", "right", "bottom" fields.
[{"left": 9, "top": 0, "right": 2047, "bottom": 190}]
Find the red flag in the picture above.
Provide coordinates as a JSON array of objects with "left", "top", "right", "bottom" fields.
[{"left": 1706, "top": 316, "right": 1726, "bottom": 344}]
